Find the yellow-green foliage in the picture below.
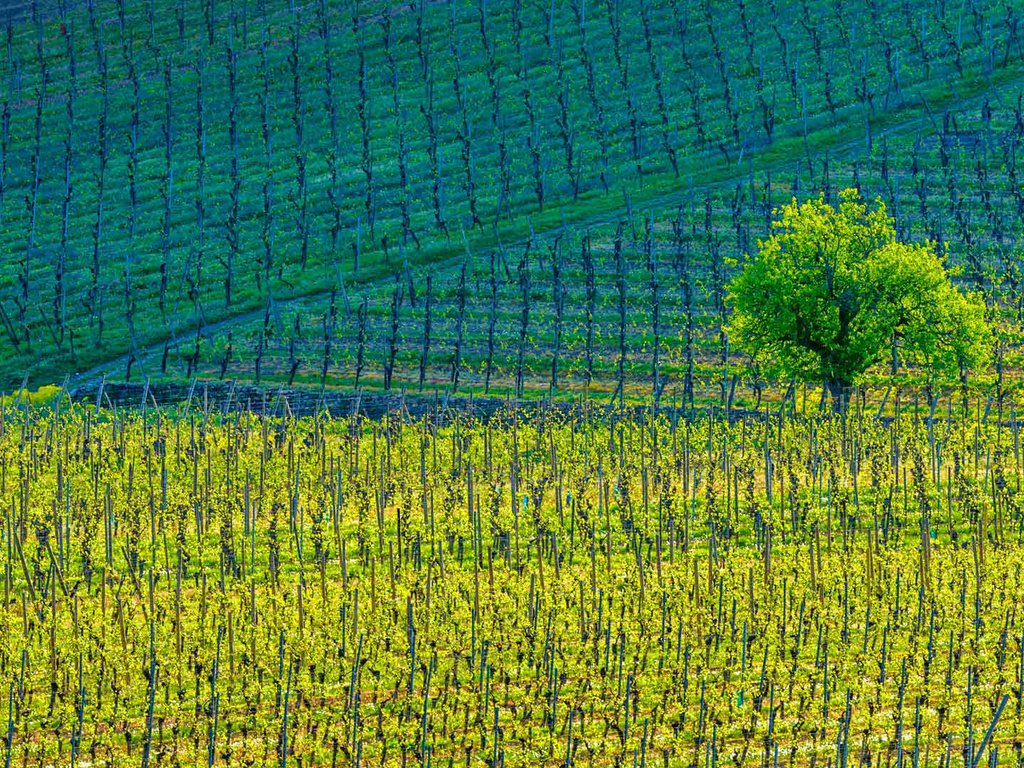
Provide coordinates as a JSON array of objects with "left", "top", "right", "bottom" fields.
[
  {"left": 0, "top": 403, "right": 1021, "bottom": 764},
  {"left": 0, "top": 384, "right": 62, "bottom": 407}
]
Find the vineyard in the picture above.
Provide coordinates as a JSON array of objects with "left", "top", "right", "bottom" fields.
[
  {"left": 0, "top": 398, "right": 1020, "bottom": 766},
  {"left": 0, "top": 0, "right": 1020, "bottom": 398},
  {"left": 2, "top": 0, "right": 1024, "bottom": 765}
]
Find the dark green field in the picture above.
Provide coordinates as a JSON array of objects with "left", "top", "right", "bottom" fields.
[{"left": 0, "top": 0, "right": 1020, "bottom": 404}]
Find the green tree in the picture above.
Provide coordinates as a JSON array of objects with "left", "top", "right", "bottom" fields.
[{"left": 727, "top": 189, "right": 991, "bottom": 409}]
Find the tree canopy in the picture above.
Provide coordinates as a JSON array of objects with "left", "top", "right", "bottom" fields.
[{"left": 727, "top": 189, "right": 991, "bottom": 406}]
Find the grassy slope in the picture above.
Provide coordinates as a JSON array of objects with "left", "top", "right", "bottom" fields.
[
  {"left": 105, "top": 82, "right": 1024, "bottom": 411},
  {"left": 0, "top": 0, "right": 1021, "bottom": 398}
]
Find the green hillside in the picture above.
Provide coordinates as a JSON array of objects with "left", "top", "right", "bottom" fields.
[{"left": 0, "top": 0, "right": 1021, "bottom": 401}]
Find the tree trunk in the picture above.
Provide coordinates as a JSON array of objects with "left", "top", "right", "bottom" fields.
[{"left": 825, "top": 377, "right": 846, "bottom": 414}]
